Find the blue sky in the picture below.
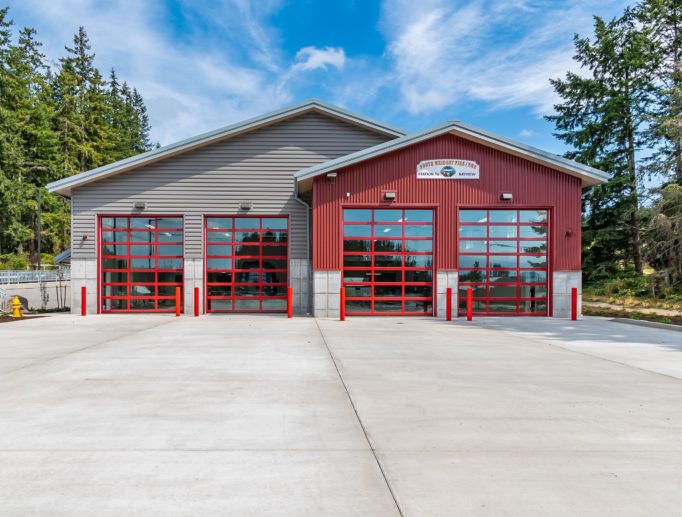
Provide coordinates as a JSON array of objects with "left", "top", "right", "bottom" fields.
[{"left": 7, "top": 0, "right": 629, "bottom": 153}]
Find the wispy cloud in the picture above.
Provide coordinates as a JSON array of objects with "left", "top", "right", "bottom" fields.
[
  {"left": 379, "top": 0, "right": 626, "bottom": 117},
  {"left": 6, "top": 0, "right": 629, "bottom": 145},
  {"left": 10, "top": 0, "right": 364, "bottom": 145},
  {"left": 292, "top": 46, "right": 347, "bottom": 72},
  {"left": 519, "top": 129, "right": 537, "bottom": 138},
  {"left": 275, "top": 45, "right": 348, "bottom": 95},
  {"left": 7, "top": 0, "right": 300, "bottom": 144}
]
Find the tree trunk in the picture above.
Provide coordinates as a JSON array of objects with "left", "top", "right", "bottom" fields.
[
  {"left": 630, "top": 206, "right": 643, "bottom": 274},
  {"left": 673, "top": 22, "right": 682, "bottom": 184},
  {"left": 624, "top": 76, "right": 643, "bottom": 274}
]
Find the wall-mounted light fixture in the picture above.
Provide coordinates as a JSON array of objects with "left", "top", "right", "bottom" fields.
[
  {"left": 326, "top": 172, "right": 337, "bottom": 182},
  {"left": 384, "top": 192, "right": 397, "bottom": 201},
  {"left": 239, "top": 202, "right": 253, "bottom": 211},
  {"left": 565, "top": 229, "right": 574, "bottom": 237},
  {"left": 82, "top": 234, "right": 89, "bottom": 241},
  {"left": 133, "top": 201, "right": 147, "bottom": 210},
  {"left": 500, "top": 192, "right": 513, "bottom": 201}
]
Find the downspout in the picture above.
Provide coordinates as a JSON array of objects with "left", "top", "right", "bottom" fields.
[{"left": 294, "top": 179, "right": 313, "bottom": 315}]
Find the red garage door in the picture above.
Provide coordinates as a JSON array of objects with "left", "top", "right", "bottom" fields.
[
  {"left": 343, "top": 208, "right": 433, "bottom": 315},
  {"left": 205, "top": 216, "right": 288, "bottom": 313},
  {"left": 100, "top": 216, "right": 184, "bottom": 312},
  {"left": 458, "top": 209, "right": 549, "bottom": 316}
]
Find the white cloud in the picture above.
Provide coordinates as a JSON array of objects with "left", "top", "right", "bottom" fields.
[
  {"left": 292, "top": 46, "right": 347, "bottom": 72},
  {"left": 380, "top": 0, "right": 628, "bottom": 116},
  {"left": 275, "top": 46, "right": 348, "bottom": 97},
  {"left": 6, "top": 0, "right": 291, "bottom": 145},
  {"left": 519, "top": 129, "right": 537, "bottom": 138}
]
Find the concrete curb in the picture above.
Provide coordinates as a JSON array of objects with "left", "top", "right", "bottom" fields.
[{"left": 612, "top": 317, "right": 682, "bottom": 333}]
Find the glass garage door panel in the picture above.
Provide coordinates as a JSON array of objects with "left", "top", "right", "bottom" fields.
[
  {"left": 205, "top": 216, "right": 288, "bottom": 313},
  {"left": 343, "top": 208, "right": 433, "bottom": 316},
  {"left": 458, "top": 209, "right": 548, "bottom": 316},
  {"left": 100, "top": 216, "right": 184, "bottom": 313}
]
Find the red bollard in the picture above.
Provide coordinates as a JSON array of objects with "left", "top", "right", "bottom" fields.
[
  {"left": 571, "top": 287, "right": 578, "bottom": 321},
  {"left": 194, "top": 287, "right": 199, "bottom": 317},
  {"left": 175, "top": 286, "right": 181, "bottom": 317},
  {"left": 81, "top": 286, "right": 86, "bottom": 316},
  {"left": 446, "top": 287, "right": 452, "bottom": 321},
  {"left": 287, "top": 287, "right": 293, "bottom": 318},
  {"left": 340, "top": 287, "right": 346, "bottom": 321},
  {"left": 467, "top": 287, "right": 473, "bottom": 322}
]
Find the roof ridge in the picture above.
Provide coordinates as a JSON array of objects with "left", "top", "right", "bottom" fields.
[
  {"left": 47, "top": 99, "right": 405, "bottom": 196},
  {"left": 295, "top": 120, "right": 608, "bottom": 187}
]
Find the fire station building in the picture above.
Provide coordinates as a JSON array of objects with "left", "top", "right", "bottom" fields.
[{"left": 47, "top": 100, "right": 607, "bottom": 319}]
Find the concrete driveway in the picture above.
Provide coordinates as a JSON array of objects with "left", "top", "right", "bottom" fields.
[{"left": 0, "top": 314, "right": 680, "bottom": 516}]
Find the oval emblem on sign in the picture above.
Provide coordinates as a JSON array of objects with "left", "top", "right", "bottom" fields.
[{"left": 440, "top": 165, "right": 456, "bottom": 177}]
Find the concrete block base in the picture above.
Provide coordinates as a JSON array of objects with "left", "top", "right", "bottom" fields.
[
  {"left": 436, "top": 271, "right": 458, "bottom": 319},
  {"left": 313, "top": 270, "right": 341, "bottom": 318},
  {"left": 290, "top": 259, "right": 311, "bottom": 315},
  {"left": 552, "top": 271, "right": 581, "bottom": 318},
  {"left": 183, "top": 258, "right": 203, "bottom": 315},
  {"left": 70, "top": 258, "right": 97, "bottom": 315}
]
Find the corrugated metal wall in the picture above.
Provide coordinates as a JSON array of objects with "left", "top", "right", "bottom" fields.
[
  {"left": 70, "top": 112, "right": 393, "bottom": 260},
  {"left": 313, "top": 133, "right": 583, "bottom": 271}
]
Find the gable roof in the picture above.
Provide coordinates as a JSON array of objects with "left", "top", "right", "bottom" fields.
[
  {"left": 46, "top": 99, "right": 405, "bottom": 197},
  {"left": 295, "top": 120, "right": 609, "bottom": 187}
]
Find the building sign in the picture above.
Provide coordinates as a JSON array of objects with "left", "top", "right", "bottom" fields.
[{"left": 416, "top": 159, "right": 480, "bottom": 179}]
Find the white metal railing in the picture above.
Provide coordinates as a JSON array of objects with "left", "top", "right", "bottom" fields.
[
  {"left": 0, "top": 285, "right": 6, "bottom": 312},
  {"left": 0, "top": 269, "right": 71, "bottom": 284}
]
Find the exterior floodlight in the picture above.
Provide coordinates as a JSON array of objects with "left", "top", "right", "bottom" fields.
[
  {"left": 239, "top": 202, "right": 253, "bottom": 210},
  {"left": 384, "top": 192, "right": 397, "bottom": 200},
  {"left": 500, "top": 192, "right": 513, "bottom": 201},
  {"left": 133, "top": 201, "right": 147, "bottom": 210}
]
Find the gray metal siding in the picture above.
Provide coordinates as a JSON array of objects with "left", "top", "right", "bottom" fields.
[{"left": 71, "top": 112, "right": 391, "bottom": 259}]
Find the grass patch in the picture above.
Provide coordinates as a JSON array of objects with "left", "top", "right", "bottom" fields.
[
  {"left": 583, "top": 293, "right": 682, "bottom": 311},
  {"left": 583, "top": 305, "right": 682, "bottom": 326}
]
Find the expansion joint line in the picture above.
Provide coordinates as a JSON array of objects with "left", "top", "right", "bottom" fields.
[{"left": 314, "top": 319, "right": 405, "bottom": 517}]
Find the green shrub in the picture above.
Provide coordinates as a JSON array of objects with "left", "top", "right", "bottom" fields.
[{"left": 0, "top": 253, "right": 29, "bottom": 270}]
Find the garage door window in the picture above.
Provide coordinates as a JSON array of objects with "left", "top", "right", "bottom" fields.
[
  {"left": 205, "top": 216, "right": 288, "bottom": 312},
  {"left": 100, "top": 216, "right": 184, "bottom": 312},
  {"left": 458, "top": 209, "right": 548, "bottom": 315},
  {"left": 343, "top": 208, "right": 433, "bottom": 315}
]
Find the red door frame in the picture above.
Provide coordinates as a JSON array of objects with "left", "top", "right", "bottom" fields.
[
  {"left": 455, "top": 206, "right": 552, "bottom": 316},
  {"left": 340, "top": 205, "right": 437, "bottom": 316},
  {"left": 203, "top": 215, "right": 290, "bottom": 314},
  {"left": 97, "top": 214, "right": 185, "bottom": 313}
]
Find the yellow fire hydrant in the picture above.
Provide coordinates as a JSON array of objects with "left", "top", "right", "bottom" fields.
[{"left": 11, "top": 296, "right": 23, "bottom": 318}]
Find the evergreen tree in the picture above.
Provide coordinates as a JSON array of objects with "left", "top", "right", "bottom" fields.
[
  {"left": 0, "top": 7, "right": 155, "bottom": 265},
  {"left": 638, "top": 0, "right": 682, "bottom": 184},
  {"left": 643, "top": 184, "right": 682, "bottom": 286},
  {"left": 52, "top": 26, "right": 115, "bottom": 175},
  {"left": 131, "top": 87, "right": 153, "bottom": 152},
  {"left": 546, "top": 10, "right": 658, "bottom": 278}
]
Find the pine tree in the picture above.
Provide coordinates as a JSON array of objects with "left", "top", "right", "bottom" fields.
[
  {"left": 546, "top": 11, "right": 658, "bottom": 278},
  {"left": 51, "top": 26, "right": 114, "bottom": 175},
  {"left": 131, "top": 87, "right": 153, "bottom": 152},
  {"left": 643, "top": 184, "right": 682, "bottom": 287},
  {"left": 0, "top": 8, "right": 155, "bottom": 264},
  {"left": 638, "top": 0, "right": 682, "bottom": 185}
]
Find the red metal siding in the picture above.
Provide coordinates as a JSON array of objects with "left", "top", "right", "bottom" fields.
[{"left": 313, "top": 133, "right": 582, "bottom": 271}]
